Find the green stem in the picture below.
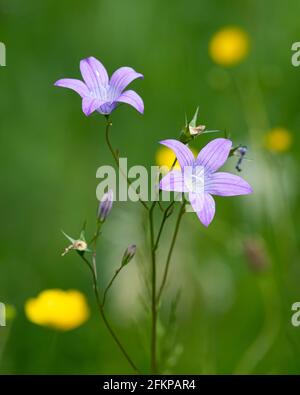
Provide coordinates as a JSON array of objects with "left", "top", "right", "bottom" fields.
[
  {"left": 80, "top": 254, "right": 140, "bottom": 374},
  {"left": 157, "top": 202, "right": 185, "bottom": 304},
  {"left": 149, "top": 201, "right": 157, "bottom": 373},
  {"left": 91, "top": 222, "right": 101, "bottom": 280},
  {"left": 104, "top": 116, "right": 149, "bottom": 211},
  {"left": 147, "top": 157, "right": 179, "bottom": 372},
  {"left": 153, "top": 201, "right": 175, "bottom": 251},
  {"left": 89, "top": 221, "right": 102, "bottom": 245},
  {"left": 102, "top": 265, "right": 124, "bottom": 307}
]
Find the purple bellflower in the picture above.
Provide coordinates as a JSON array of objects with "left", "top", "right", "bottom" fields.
[
  {"left": 98, "top": 190, "right": 114, "bottom": 222},
  {"left": 159, "top": 138, "right": 252, "bottom": 227},
  {"left": 54, "top": 57, "right": 144, "bottom": 116}
]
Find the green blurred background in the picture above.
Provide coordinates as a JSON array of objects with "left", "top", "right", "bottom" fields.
[{"left": 1, "top": 0, "right": 300, "bottom": 374}]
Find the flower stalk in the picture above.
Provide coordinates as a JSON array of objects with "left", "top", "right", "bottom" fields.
[
  {"left": 149, "top": 201, "right": 157, "bottom": 373},
  {"left": 157, "top": 201, "right": 186, "bottom": 304},
  {"left": 103, "top": 245, "right": 136, "bottom": 307},
  {"left": 79, "top": 252, "right": 140, "bottom": 374}
]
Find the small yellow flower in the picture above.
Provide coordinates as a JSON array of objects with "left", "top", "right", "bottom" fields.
[
  {"left": 156, "top": 146, "right": 198, "bottom": 171},
  {"left": 265, "top": 127, "right": 292, "bottom": 153},
  {"left": 25, "top": 289, "right": 89, "bottom": 331},
  {"left": 209, "top": 27, "right": 249, "bottom": 66}
]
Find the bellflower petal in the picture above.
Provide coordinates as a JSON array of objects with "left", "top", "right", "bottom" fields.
[
  {"left": 109, "top": 67, "right": 143, "bottom": 98},
  {"left": 82, "top": 97, "right": 104, "bottom": 116},
  {"left": 159, "top": 140, "right": 194, "bottom": 169},
  {"left": 188, "top": 191, "right": 205, "bottom": 212},
  {"left": 54, "top": 78, "right": 89, "bottom": 98},
  {"left": 80, "top": 57, "right": 109, "bottom": 93},
  {"left": 205, "top": 172, "right": 253, "bottom": 196},
  {"left": 189, "top": 192, "right": 215, "bottom": 227},
  {"left": 98, "top": 102, "right": 117, "bottom": 115},
  {"left": 55, "top": 57, "right": 143, "bottom": 116},
  {"left": 117, "top": 90, "right": 144, "bottom": 114},
  {"left": 158, "top": 137, "right": 252, "bottom": 227},
  {"left": 159, "top": 170, "right": 189, "bottom": 192},
  {"left": 197, "top": 138, "right": 232, "bottom": 173}
]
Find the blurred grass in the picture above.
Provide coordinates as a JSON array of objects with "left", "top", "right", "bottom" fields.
[{"left": 0, "top": 0, "right": 300, "bottom": 373}]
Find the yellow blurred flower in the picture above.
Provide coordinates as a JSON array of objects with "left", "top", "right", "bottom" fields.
[
  {"left": 209, "top": 26, "right": 249, "bottom": 66},
  {"left": 156, "top": 145, "right": 198, "bottom": 171},
  {"left": 25, "top": 289, "right": 89, "bottom": 331},
  {"left": 265, "top": 127, "right": 292, "bottom": 153}
]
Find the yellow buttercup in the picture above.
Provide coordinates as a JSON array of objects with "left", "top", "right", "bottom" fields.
[
  {"left": 209, "top": 27, "right": 249, "bottom": 66},
  {"left": 25, "top": 289, "right": 90, "bottom": 331},
  {"left": 265, "top": 127, "right": 292, "bottom": 153},
  {"left": 156, "top": 146, "right": 198, "bottom": 171}
]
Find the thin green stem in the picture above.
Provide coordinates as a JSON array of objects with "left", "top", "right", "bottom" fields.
[
  {"left": 102, "top": 265, "right": 124, "bottom": 307},
  {"left": 157, "top": 202, "right": 186, "bottom": 304},
  {"left": 153, "top": 154, "right": 179, "bottom": 248},
  {"left": 89, "top": 221, "right": 101, "bottom": 245},
  {"left": 149, "top": 201, "right": 157, "bottom": 373},
  {"left": 91, "top": 222, "right": 101, "bottom": 280},
  {"left": 170, "top": 157, "right": 177, "bottom": 171},
  {"left": 104, "top": 116, "right": 148, "bottom": 211},
  {"left": 80, "top": 254, "right": 140, "bottom": 374},
  {"left": 146, "top": 156, "right": 180, "bottom": 371},
  {"left": 153, "top": 201, "right": 175, "bottom": 252}
]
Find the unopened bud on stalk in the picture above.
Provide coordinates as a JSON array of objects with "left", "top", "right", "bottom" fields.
[
  {"left": 98, "top": 190, "right": 113, "bottom": 222},
  {"left": 230, "top": 145, "right": 248, "bottom": 172},
  {"left": 121, "top": 244, "right": 136, "bottom": 266}
]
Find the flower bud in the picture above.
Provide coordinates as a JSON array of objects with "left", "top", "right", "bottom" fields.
[
  {"left": 98, "top": 190, "right": 113, "bottom": 222},
  {"left": 230, "top": 145, "right": 248, "bottom": 172},
  {"left": 121, "top": 244, "right": 136, "bottom": 266}
]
